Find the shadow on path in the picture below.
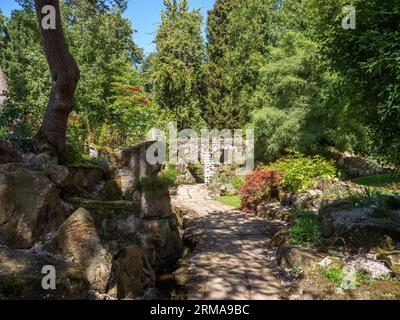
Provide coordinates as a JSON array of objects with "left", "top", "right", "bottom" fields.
[{"left": 172, "top": 184, "right": 285, "bottom": 300}]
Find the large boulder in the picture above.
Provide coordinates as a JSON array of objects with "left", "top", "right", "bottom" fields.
[
  {"left": 0, "top": 247, "right": 89, "bottom": 300},
  {"left": 64, "top": 197, "right": 141, "bottom": 244},
  {"left": 255, "top": 202, "right": 292, "bottom": 221},
  {"left": 336, "top": 152, "right": 393, "bottom": 178},
  {"left": 53, "top": 208, "right": 113, "bottom": 293},
  {"left": 0, "top": 164, "right": 65, "bottom": 248},
  {"left": 64, "top": 165, "right": 110, "bottom": 199},
  {"left": 319, "top": 199, "right": 400, "bottom": 249},
  {"left": 143, "top": 216, "right": 183, "bottom": 271},
  {"left": 277, "top": 245, "right": 325, "bottom": 271},
  {"left": 376, "top": 251, "right": 400, "bottom": 276},
  {"left": 23, "top": 152, "right": 58, "bottom": 172},
  {"left": 46, "top": 165, "right": 71, "bottom": 189},
  {"left": 109, "top": 141, "right": 162, "bottom": 200},
  {"left": 108, "top": 245, "right": 156, "bottom": 299},
  {"left": 0, "top": 140, "right": 22, "bottom": 164},
  {"left": 140, "top": 189, "right": 173, "bottom": 218}
]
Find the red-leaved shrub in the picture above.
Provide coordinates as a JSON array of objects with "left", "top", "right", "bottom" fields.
[{"left": 238, "top": 170, "right": 281, "bottom": 212}]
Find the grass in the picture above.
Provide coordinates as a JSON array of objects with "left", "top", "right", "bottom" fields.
[
  {"left": 352, "top": 173, "right": 400, "bottom": 187},
  {"left": 214, "top": 195, "right": 241, "bottom": 209}
]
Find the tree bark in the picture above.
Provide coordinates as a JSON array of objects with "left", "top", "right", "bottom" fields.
[{"left": 33, "top": 0, "right": 80, "bottom": 155}]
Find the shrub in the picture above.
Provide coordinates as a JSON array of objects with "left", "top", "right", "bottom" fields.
[
  {"left": 208, "top": 172, "right": 245, "bottom": 195},
  {"left": 289, "top": 211, "right": 322, "bottom": 246},
  {"left": 137, "top": 170, "right": 177, "bottom": 191},
  {"left": 251, "top": 107, "right": 305, "bottom": 162},
  {"left": 239, "top": 170, "right": 281, "bottom": 212},
  {"left": 190, "top": 164, "right": 204, "bottom": 182},
  {"left": 266, "top": 152, "right": 337, "bottom": 192},
  {"left": 162, "top": 166, "right": 181, "bottom": 184}
]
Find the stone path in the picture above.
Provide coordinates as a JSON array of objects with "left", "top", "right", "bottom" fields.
[{"left": 171, "top": 184, "right": 285, "bottom": 300}]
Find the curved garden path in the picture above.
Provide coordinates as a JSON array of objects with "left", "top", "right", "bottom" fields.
[{"left": 171, "top": 184, "right": 285, "bottom": 300}]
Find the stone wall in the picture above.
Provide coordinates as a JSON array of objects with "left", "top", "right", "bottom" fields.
[
  {"left": 336, "top": 152, "right": 393, "bottom": 178},
  {"left": 0, "top": 140, "right": 183, "bottom": 300}
]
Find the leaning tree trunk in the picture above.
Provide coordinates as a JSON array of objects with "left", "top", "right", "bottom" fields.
[{"left": 33, "top": 0, "right": 80, "bottom": 155}]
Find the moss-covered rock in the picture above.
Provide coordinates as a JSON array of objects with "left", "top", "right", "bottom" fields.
[
  {"left": 376, "top": 250, "right": 400, "bottom": 276},
  {"left": 65, "top": 197, "right": 141, "bottom": 243},
  {"left": 52, "top": 208, "right": 113, "bottom": 293},
  {"left": 140, "top": 189, "right": 173, "bottom": 218},
  {"left": 0, "top": 140, "right": 22, "bottom": 164},
  {"left": 143, "top": 216, "right": 183, "bottom": 271},
  {"left": 277, "top": 245, "right": 325, "bottom": 271},
  {"left": 0, "top": 247, "right": 89, "bottom": 300},
  {"left": 319, "top": 199, "right": 400, "bottom": 249},
  {"left": 0, "top": 163, "right": 66, "bottom": 248},
  {"left": 65, "top": 165, "right": 110, "bottom": 199},
  {"left": 107, "top": 142, "right": 162, "bottom": 200},
  {"left": 108, "top": 245, "right": 156, "bottom": 299}
]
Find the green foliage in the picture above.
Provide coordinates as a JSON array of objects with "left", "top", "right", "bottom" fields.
[
  {"left": 321, "top": 267, "right": 373, "bottom": 289},
  {"left": 214, "top": 195, "right": 241, "bottom": 209},
  {"left": 321, "top": 267, "right": 343, "bottom": 287},
  {"left": 204, "top": 0, "right": 237, "bottom": 129},
  {"left": 313, "top": 0, "right": 400, "bottom": 166},
  {"left": 208, "top": 171, "right": 245, "bottom": 195},
  {"left": 97, "top": 63, "right": 165, "bottom": 148},
  {"left": 266, "top": 153, "right": 337, "bottom": 192},
  {"left": 137, "top": 172, "right": 176, "bottom": 192},
  {"left": 230, "top": 176, "right": 245, "bottom": 190},
  {"left": 205, "top": 0, "right": 279, "bottom": 129},
  {"left": 0, "top": 8, "right": 49, "bottom": 146},
  {"left": 289, "top": 211, "right": 322, "bottom": 246},
  {"left": 0, "top": 2, "right": 147, "bottom": 153},
  {"left": 251, "top": 107, "right": 305, "bottom": 162},
  {"left": 137, "top": 165, "right": 182, "bottom": 192},
  {"left": 150, "top": 0, "right": 206, "bottom": 130},
  {"left": 162, "top": 166, "right": 181, "bottom": 184},
  {"left": 2, "top": 0, "right": 400, "bottom": 174}
]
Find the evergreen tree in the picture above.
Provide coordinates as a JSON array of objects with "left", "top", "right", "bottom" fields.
[
  {"left": 204, "top": 0, "right": 237, "bottom": 129},
  {"left": 151, "top": 0, "right": 206, "bottom": 130},
  {"left": 205, "top": 0, "right": 273, "bottom": 129}
]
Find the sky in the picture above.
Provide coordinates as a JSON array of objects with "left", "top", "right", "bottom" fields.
[{"left": 0, "top": 0, "right": 215, "bottom": 54}]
